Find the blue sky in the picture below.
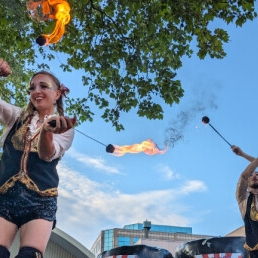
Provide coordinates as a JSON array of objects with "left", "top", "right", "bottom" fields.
[{"left": 22, "top": 16, "right": 258, "bottom": 249}]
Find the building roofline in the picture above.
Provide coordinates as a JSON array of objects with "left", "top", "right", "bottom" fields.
[{"left": 51, "top": 228, "right": 95, "bottom": 258}]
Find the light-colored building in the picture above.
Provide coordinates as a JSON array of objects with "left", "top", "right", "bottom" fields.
[
  {"left": 90, "top": 220, "right": 216, "bottom": 257},
  {"left": 9, "top": 227, "right": 94, "bottom": 258}
]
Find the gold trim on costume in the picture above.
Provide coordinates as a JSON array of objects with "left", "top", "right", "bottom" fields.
[
  {"left": 244, "top": 242, "right": 258, "bottom": 251},
  {"left": 250, "top": 197, "right": 258, "bottom": 221},
  {"left": 0, "top": 117, "right": 58, "bottom": 197},
  {"left": 36, "top": 252, "right": 42, "bottom": 258},
  {"left": 11, "top": 120, "right": 39, "bottom": 152},
  {"left": 0, "top": 174, "right": 57, "bottom": 197}
]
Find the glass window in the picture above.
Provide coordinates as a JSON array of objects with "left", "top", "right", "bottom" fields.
[
  {"left": 104, "top": 229, "right": 114, "bottom": 251},
  {"left": 118, "top": 236, "right": 130, "bottom": 246}
]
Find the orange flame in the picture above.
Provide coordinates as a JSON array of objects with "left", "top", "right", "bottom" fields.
[
  {"left": 27, "top": 0, "right": 70, "bottom": 45},
  {"left": 112, "top": 139, "right": 168, "bottom": 156}
]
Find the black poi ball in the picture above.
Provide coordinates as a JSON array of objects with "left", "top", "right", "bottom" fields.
[
  {"left": 202, "top": 116, "right": 210, "bottom": 124},
  {"left": 36, "top": 35, "right": 46, "bottom": 46},
  {"left": 48, "top": 120, "right": 63, "bottom": 127},
  {"left": 106, "top": 144, "right": 115, "bottom": 153}
]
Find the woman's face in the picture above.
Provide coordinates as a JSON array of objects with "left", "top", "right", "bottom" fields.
[{"left": 29, "top": 74, "right": 61, "bottom": 115}]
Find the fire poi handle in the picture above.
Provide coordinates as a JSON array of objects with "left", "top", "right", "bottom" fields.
[
  {"left": 208, "top": 123, "right": 232, "bottom": 147},
  {"left": 48, "top": 120, "right": 60, "bottom": 127},
  {"left": 202, "top": 116, "right": 232, "bottom": 147},
  {"left": 48, "top": 120, "right": 115, "bottom": 153}
]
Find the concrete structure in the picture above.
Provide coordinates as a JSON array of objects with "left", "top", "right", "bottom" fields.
[
  {"left": 9, "top": 227, "right": 94, "bottom": 258},
  {"left": 226, "top": 225, "right": 245, "bottom": 237},
  {"left": 90, "top": 221, "right": 216, "bottom": 257}
]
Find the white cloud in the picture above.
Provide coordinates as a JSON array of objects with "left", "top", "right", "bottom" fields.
[
  {"left": 158, "top": 164, "right": 181, "bottom": 181},
  {"left": 180, "top": 180, "right": 207, "bottom": 194},
  {"left": 56, "top": 161, "right": 208, "bottom": 249},
  {"left": 66, "top": 147, "right": 122, "bottom": 174}
]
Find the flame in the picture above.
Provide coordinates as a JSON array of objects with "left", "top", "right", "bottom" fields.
[
  {"left": 112, "top": 139, "right": 168, "bottom": 156},
  {"left": 27, "top": 0, "right": 70, "bottom": 45}
]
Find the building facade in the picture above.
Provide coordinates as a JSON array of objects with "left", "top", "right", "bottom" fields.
[{"left": 90, "top": 221, "right": 216, "bottom": 257}]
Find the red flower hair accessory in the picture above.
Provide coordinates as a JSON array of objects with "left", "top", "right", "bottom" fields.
[{"left": 60, "top": 84, "right": 70, "bottom": 97}]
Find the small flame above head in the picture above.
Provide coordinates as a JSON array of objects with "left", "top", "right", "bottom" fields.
[
  {"left": 202, "top": 116, "right": 210, "bottom": 124},
  {"left": 27, "top": 0, "right": 71, "bottom": 46},
  {"left": 110, "top": 139, "right": 168, "bottom": 156}
]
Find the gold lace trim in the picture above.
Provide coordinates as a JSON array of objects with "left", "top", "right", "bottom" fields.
[
  {"left": 1, "top": 117, "right": 58, "bottom": 197},
  {"left": 244, "top": 242, "right": 258, "bottom": 251},
  {"left": 0, "top": 174, "right": 57, "bottom": 197},
  {"left": 11, "top": 120, "right": 39, "bottom": 152},
  {"left": 250, "top": 197, "right": 258, "bottom": 221}
]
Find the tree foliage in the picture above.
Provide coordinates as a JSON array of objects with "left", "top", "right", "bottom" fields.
[{"left": 0, "top": 0, "right": 257, "bottom": 130}]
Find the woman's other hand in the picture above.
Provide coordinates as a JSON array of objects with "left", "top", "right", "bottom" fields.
[{"left": 0, "top": 59, "right": 11, "bottom": 77}]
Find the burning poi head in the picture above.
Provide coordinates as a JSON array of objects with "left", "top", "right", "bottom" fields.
[
  {"left": 27, "top": 0, "right": 71, "bottom": 46},
  {"left": 106, "top": 139, "right": 168, "bottom": 156}
]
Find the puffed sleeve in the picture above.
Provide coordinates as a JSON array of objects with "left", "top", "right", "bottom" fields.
[
  {"left": 47, "top": 128, "right": 75, "bottom": 161},
  {"left": 0, "top": 99, "right": 22, "bottom": 146}
]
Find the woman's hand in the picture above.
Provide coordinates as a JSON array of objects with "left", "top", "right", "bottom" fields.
[
  {"left": 0, "top": 58, "right": 11, "bottom": 77},
  {"left": 38, "top": 116, "right": 76, "bottom": 160},
  {"left": 43, "top": 116, "right": 76, "bottom": 134}
]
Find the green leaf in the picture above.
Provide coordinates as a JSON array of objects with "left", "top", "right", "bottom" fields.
[{"left": 0, "top": 0, "right": 257, "bottom": 130}]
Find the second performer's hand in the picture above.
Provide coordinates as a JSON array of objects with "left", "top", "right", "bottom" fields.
[{"left": 231, "top": 145, "right": 243, "bottom": 156}]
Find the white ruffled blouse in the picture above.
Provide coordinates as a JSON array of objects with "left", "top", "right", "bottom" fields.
[{"left": 0, "top": 99, "right": 74, "bottom": 161}]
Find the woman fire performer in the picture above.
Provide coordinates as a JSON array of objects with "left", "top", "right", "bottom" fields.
[
  {"left": 0, "top": 58, "right": 76, "bottom": 258},
  {"left": 232, "top": 145, "right": 258, "bottom": 258}
]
